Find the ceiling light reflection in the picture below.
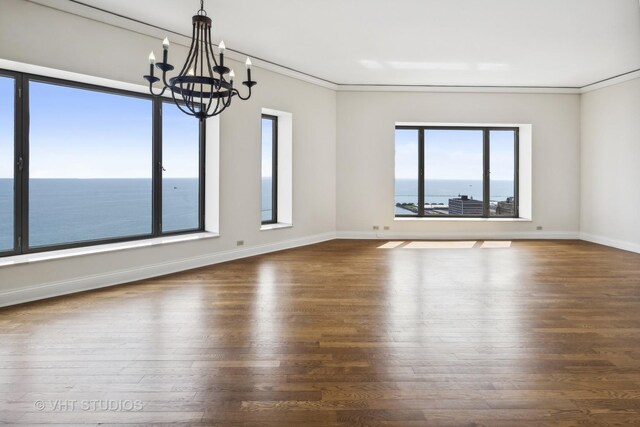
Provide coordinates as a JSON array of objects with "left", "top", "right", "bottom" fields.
[
  {"left": 387, "top": 61, "right": 470, "bottom": 71},
  {"left": 477, "top": 63, "right": 510, "bottom": 71},
  {"left": 358, "top": 59, "right": 384, "bottom": 69}
]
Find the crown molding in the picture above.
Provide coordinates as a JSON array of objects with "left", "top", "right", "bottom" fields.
[
  {"left": 336, "top": 84, "right": 582, "bottom": 94},
  {"left": 580, "top": 69, "right": 640, "bottom": 94}
]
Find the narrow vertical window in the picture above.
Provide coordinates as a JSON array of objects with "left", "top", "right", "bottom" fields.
[
  {"left": 489, "top": 130, "right": 517, "bottom": 217},
  {"left": 28, "top": 81, "right": 153, "bottom": 248},
  {"left": 0, "top": 75, "right": 14, "bottom": 253},
  {"left": 394, "top": 129, "right": 419, "bottom": 216},
  {"left": 261, "top": 115, "right": 277, "bottom": 224},
  {"left": 162, "top": 101, "right": 201, "bottom": 233}
]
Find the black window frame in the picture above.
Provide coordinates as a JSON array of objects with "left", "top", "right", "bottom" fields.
[
  {"left": 159, "top": 99, "right": 206, "bottom": 235},
  {"left": 0, "top": 70, "right": 22, "bottom": 258},
  {"left": 0, "top": 68, "right": 205, "bottom": 258},
  {"left": 395, "top": 125, "right": 519, "bottom": 219},
  {"left": 261, "top": 114, "right": 278, "bottom": 225}
]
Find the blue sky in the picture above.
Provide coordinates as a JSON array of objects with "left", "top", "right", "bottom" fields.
[
  {"left": 0, "top": 77, "right": 13, "bottom": 179},
  {"left": 0, "top": 81, "right": 199, "bottom": 179},
  {"left": 2, "top": 76, "right": 515, "bottom": 182},
  {"left": 162, "top": 102, "right": 199, "bottom": 178},
  {"left": 28, "top": 81, "right": 153, "bottom": 179},
  {"left": 261, "top": 118, "right": 273, "bottom": 178},
  {"left": 395, "top": 128, "right": 515, "bottom": 181}
]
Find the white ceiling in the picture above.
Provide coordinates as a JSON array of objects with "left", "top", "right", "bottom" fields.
[{"left": 61, "top": 0, "right": 640, "bottom": 87}]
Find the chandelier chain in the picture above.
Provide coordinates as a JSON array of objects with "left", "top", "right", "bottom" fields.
[{"left": 198, "top": 0, "right": 207, "bottom": 16}]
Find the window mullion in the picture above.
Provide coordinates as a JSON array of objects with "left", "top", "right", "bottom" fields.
[
  {"left": 19, "top": 75, "right": 30, "bottom": 253},
  {"left": 418, "top": 129, "right": 425, "bottom": 217},
  {"left": 483, "top": 128, "right": 490, "bottom": 218},
  {"left": 514, "top": 128, "right": 520, "bottom": 218},
  {"left": 152, "top": 99, "right": 162, "bottom": 237},
  {"left": 272, "top": 116, "right": 278, "bottom": 223},
  {"left": 198, "top": 119, "right": 206, "bottom": 231}
]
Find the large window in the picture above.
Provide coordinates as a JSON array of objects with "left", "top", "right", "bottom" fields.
[
  {"left": 261, "top": 114, "right": 277, "bottom": 224},
  {"left": 0, "top": 70, "right": 204, "bottom": 257},
  {"left": 395, "top": 126, "right": 518, "bottom": 218}
]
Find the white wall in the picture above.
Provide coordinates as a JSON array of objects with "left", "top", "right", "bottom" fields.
[
  {"left": 0, "top": 0, "right": 336, "bottom": 304},
  {"left": 336, "top": 91, "right": 581, "bottom": 238},
  {"left": 580, "top": 77, "right": 640, "bottom": 252}
]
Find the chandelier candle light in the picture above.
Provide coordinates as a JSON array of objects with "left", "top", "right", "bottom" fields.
[{"left": 143, "top": 0, "right": 257, "bottom": 121}]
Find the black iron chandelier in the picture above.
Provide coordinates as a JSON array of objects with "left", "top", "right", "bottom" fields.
[{"left": 143, "top": 0, "right": 257, "bottom": 121}]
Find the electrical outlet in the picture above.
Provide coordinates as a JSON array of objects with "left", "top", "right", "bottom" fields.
[
  {"left": 536, "top": 226, "right": 543, "bottom": 231},
  {"left": 237, "top": 240, "right": 244, "bottom": 246},
  {"left": 373, "top": 226, "right": 379, "bottom": 230},
  {"left": 383, "top": 226, "right": 390, "bottom": 230}
]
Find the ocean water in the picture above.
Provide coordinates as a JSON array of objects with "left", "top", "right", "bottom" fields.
[
  {"left": 0, "top": 177, "right": 514, "bottom": 250},
  {"left": 0, "top": 179, "right": 11, "bottom": 251},
  {"left": 395, "top": 179, "right": 513, "bottom": 215},
  {"left": 261, "top": 177, "right": 273, "bottom": 222},
  {"left": 0, "top": 178, "right": 198, "bottom": 250}
]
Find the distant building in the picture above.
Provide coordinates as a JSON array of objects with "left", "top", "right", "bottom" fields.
[
  {"left": 496, "top": 197, "right": 515, "bottom": 216},
  {"left": 448, "top": 195, "right": 483, "bottom": 215}
]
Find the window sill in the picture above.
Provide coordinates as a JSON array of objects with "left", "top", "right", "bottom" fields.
[
  {"left": 394, "top": 217, "right": 532, "bottom": 222},
  {"left": 0, "top": 232, "right": 220, "bottom": 267},
  {"left": 260, "top": 223, "right": 293, "bottom": 231}
]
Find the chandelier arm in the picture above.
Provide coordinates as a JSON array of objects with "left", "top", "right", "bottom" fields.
[
  {"left": 180, "top": 81, "right": 195, "bottom": 115},
  {"left": 161, "top": 70, "right": 172, "bottom": 89},
  {"left": 197, "top": 25, "right": 204, "bottom": 114},
  {"left": 178, "top": 22, "right": 198, "bottom": 78},
  {"left": 208, "top": 90, "right": 232, "bottom": 117},
  {"left": 204, "top": 87, "right": 222, "bottom": 116},
  {"left": 232, "top": 85, "right": 252, "bottom": 101},
  {"left": 223, "top": 91, "right": 233, "bottom": 108},
  {"left": 183, "top": 81, "right": 198, "bottom": 115},
  {"left": 187, "top": 34, "right": 201, "bottom": 114},
  {"left": 153, "top": 86, "right": 168, "bottom": 97},
  {"left": 200, "top": 30, "right": 211, "bottom": 115},
  {"left": 203, "top": 30, "right": 215, "bottom": 86},
  {"left": 171, "top": 84, "right": 198, "bottom": 117},
  {"left": 148, "top": 82, "right": 167, "bottom": 97},
  {"left": 209, "top": 96, "right": 230, "bottom": 118},
  {"left": 195, "top": 26, "right": 207, "bottom": 115},
  {"left": 173, "top": 99, "right": 198, "bottom": 117},
  {"left": 203, "top": 26, "right": 220, "bottom": 85},
  {"left": 201, "top": 31, "right": 219, "bottom": 117}
]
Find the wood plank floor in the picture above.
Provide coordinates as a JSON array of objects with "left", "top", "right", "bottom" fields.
[{"left": 2, "top": 239, "right": 640, "bottom": 426}]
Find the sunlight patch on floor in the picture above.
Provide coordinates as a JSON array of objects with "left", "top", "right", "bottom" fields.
[
  {"left": 377, "top": 240, "right": 514, "bottom": 249},
  {"left": 404, "top": 241, "right": 477, "bottom": 249},
  {"left": 377, "top": 241, "right": 405, "bottom": 249},
  {"left": 481, "top": 240, "right": 512, "bottom": 248}
]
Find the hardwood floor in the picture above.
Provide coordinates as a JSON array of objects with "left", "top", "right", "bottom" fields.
[{"left": 2, "top": 239, "right": 640, "bottom": 426}]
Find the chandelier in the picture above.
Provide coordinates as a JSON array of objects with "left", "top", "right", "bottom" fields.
[{"left": 143, "top": 0, "right": 256, "bottom": 121}]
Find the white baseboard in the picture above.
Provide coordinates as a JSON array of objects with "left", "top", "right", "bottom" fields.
[
  {"left": 580, "top": 232, "right": 640, "bottom": 254},
  {"left": 0, "top": 232, "right": 336, "bottom": 308},
  {"left": 336, "top": 230, "right": 580, "bottom": 240}
]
